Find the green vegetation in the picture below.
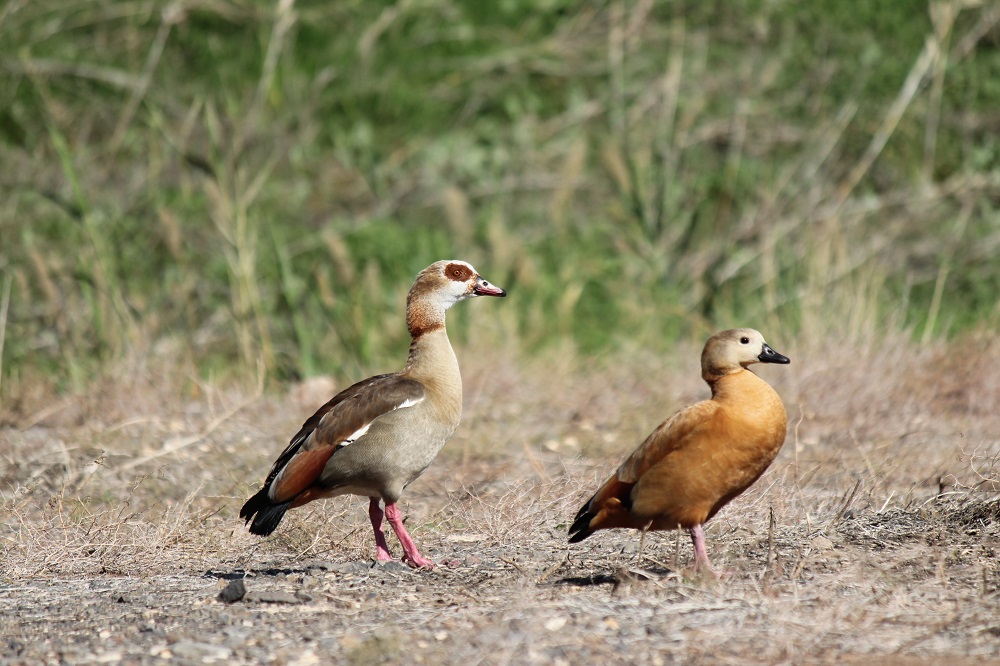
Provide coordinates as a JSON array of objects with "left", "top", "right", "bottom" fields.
[{"left": 2, "top": 0, "right": 1000, "bottom": 395}]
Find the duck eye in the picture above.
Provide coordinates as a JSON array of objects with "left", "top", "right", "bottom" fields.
[{"left": 740, "top": 337, "right": 750, "bottom": 344}]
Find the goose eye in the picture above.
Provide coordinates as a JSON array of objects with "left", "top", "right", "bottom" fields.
[
  {"left": 740, "top": 337, "right": 750, "bottom": 344},
  {"left": 453, "top": 269, "right": 462, "bottom": 277}
]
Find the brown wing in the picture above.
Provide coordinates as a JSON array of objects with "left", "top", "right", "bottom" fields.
[
  {"left": 615, "top": 399, "right": 719, "bottom": 483},
  {"left": 262, "top": 373, "right": 425, "bottom": 503},
  {"left": 568, "top": 399, "right": 719, "bottom": 540}
]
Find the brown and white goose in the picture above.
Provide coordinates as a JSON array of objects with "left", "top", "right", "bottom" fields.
[
  {"left": 240, "top": 260, "right": 505, "bottom": 568},
  {"left": 569, "top": 328, "right": 790, "bottom": 574}
]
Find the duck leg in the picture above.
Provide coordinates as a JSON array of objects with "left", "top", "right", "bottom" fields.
[
  {"left": 688, "top": 525, "right": 718, "bottom": 575},
  {"left": 367, "top": 497, "right": 394, "bottom": 561},
  {"left": 384, "top": 502, "right": 435, "bottom": 569}
]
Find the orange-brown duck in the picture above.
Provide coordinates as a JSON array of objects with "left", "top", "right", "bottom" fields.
[{"left": 569, "top": 328, "right": 790, "bottom": 573}]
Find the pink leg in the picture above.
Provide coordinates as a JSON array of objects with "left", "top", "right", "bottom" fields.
[
  {"left": 384, "top": 502, "right": 435, "bottom": 569},
  {"left": 688, "top": 525, "right": 718, "bottom": 576},
  {"left": 368, "top": 497, "right": 393, "bottom": 561}
]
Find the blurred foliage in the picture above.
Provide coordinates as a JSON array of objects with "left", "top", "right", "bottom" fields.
[{"left": 1, "top": 0, "right": 1000, "bottom": 394}]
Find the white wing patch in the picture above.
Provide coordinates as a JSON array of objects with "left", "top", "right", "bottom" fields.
[
  {"left": 340, "top": 422, "right": 372, "bottom": 446},
  {"left": 397, "top": 396, "right": 423, "bottom": 409},
  {"left": 336, "top": 396, "right": 424, "bottom": 448}
]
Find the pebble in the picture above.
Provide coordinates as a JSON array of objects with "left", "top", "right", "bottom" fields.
[
  {"left": 544, "top": 617, "right": 568, "bottom": 631},
  {"left": 217, "top": 579, "right": 247, "bottom": 603}
]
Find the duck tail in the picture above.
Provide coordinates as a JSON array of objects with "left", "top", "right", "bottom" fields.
[
  {"left": 239, "top": 488, "right": 292, "bottom": 537},
  {"left": 568, "top": 493, "right": 598, "bottom": 543}
]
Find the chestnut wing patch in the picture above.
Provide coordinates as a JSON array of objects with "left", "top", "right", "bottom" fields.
[{"left": 264, "top": 374, "right": 425, "bottom": 503}]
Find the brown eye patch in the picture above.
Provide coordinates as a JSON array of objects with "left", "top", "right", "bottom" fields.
[{"left": 444, "top": 263, "right": 473, "bottom": 282}]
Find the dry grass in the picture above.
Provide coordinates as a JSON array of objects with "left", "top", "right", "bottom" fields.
[{"left": 2, "top": 334, "right": 999, "bottom": 663}]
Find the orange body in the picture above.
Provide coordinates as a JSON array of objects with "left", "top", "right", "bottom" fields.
[
  {"left": 582, "top": 370, "right": 787, "bottom": 533},
  {"left": 569, "top": 328, "right": 790, "bottom": 574}
]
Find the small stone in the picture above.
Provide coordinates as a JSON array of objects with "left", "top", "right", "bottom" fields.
[
  {"left": 217, "top": 579, "right": 247, "bottom": 603},
  {"left": 544, "top": 617, "right": 568, "bottom": 631}
]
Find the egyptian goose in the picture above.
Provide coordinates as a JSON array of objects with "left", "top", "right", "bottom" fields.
[
  {"left": 240, "top": 260, "right": 506, "bottom": 568},
  {"left": 568, "top": 328, "right": 790, "bottom": 574}
]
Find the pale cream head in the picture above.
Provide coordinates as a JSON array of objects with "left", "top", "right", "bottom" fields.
[{"left": 701, "top": 328, "right": 790, "bottom": 381}]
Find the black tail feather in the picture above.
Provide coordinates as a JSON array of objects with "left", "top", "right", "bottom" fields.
[
  {"left": 239, "top": 488, "right": 292, "bottom": 537},
  {"left": 567, "top": 494, "right": 596, "bottom": 543}
]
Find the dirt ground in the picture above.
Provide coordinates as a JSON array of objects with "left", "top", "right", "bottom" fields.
[{"left": 2, "top": 339, "right": 1000, "bottom": 664}]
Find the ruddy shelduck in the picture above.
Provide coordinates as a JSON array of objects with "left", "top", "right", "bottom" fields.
[
  {"left": 569, "top": 328, "right": 790, "bottom": 573},
  {"left": 240, "top": 260, "right": 506, "bottom": 568}
]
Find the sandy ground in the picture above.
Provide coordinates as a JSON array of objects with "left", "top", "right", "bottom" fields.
[{"left": 2, "top": 339, "right": 1000, "bottom": 664}]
